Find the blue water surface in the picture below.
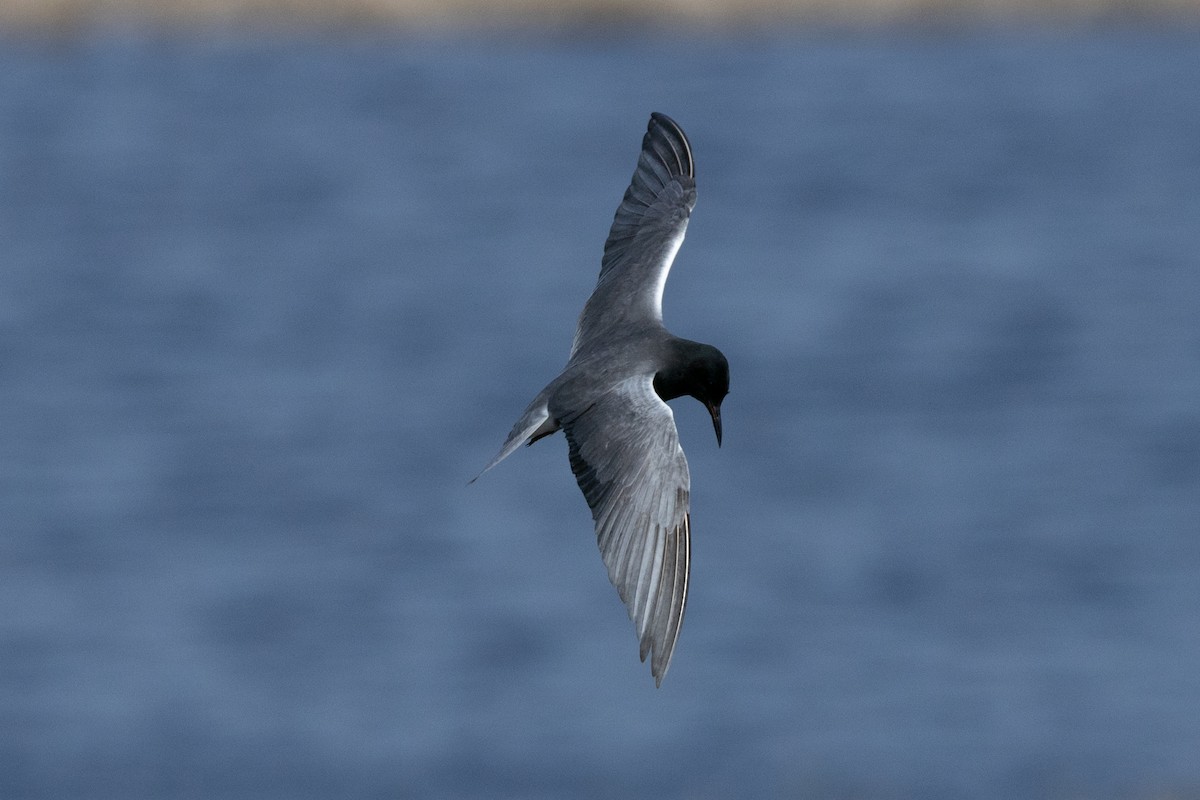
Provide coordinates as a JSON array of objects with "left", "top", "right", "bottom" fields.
[{"left": 2, "top": 26, "right": 1199, "bottom": 799}]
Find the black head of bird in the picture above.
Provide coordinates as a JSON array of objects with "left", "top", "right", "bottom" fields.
[{"left": 653, "top": 339, "right": 729, "bottom": 447}]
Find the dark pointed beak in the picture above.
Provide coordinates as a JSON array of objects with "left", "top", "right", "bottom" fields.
[{"left": 706, "top": 401, "right": 723, "bottom": 447}]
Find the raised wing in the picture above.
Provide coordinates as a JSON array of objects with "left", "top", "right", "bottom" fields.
[
  {"left": 572, "top": 112, "right": 697, "bottom": 356},
  {"left": 556, "top": 376, "right": 691, "bottom": 686}
]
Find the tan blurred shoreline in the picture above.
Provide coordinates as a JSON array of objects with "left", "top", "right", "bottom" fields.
[{"left": 2, "top": 0, "right": 1199, "bottom": 29}]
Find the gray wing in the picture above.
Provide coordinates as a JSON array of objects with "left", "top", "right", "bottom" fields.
[
  {"left": 572, "top": 113, "right": 697, "bottom": 356},
  {"left": 557, "top": 376, "right": 691, "bottom": 686}
]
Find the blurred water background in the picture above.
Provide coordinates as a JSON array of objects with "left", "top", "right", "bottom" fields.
[{"left": 2, "top": 12, "right": 1200, "bottom": 799}]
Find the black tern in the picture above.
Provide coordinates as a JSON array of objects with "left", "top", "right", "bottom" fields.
[{"left": 476, "top": 112, "right": 728, "bottom": 686}]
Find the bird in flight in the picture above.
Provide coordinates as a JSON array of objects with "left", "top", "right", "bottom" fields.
[{"left": 475, "top": 112, "right": 729, "bottom": 686}]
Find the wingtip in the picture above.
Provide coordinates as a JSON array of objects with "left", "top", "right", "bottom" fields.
[
  {"left": 644, "top": 111, "right": 694, "bottom": 180},
  {"left": 652, "top": 657, "right": 671, "bottom": 688},
  {"left": 649, "top": 111, "right": 681, "bottom": 132}
]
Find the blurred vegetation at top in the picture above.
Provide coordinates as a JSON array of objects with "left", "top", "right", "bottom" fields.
[{"left": 2, "top": 0, "right": 1199, "bottom": 30}]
